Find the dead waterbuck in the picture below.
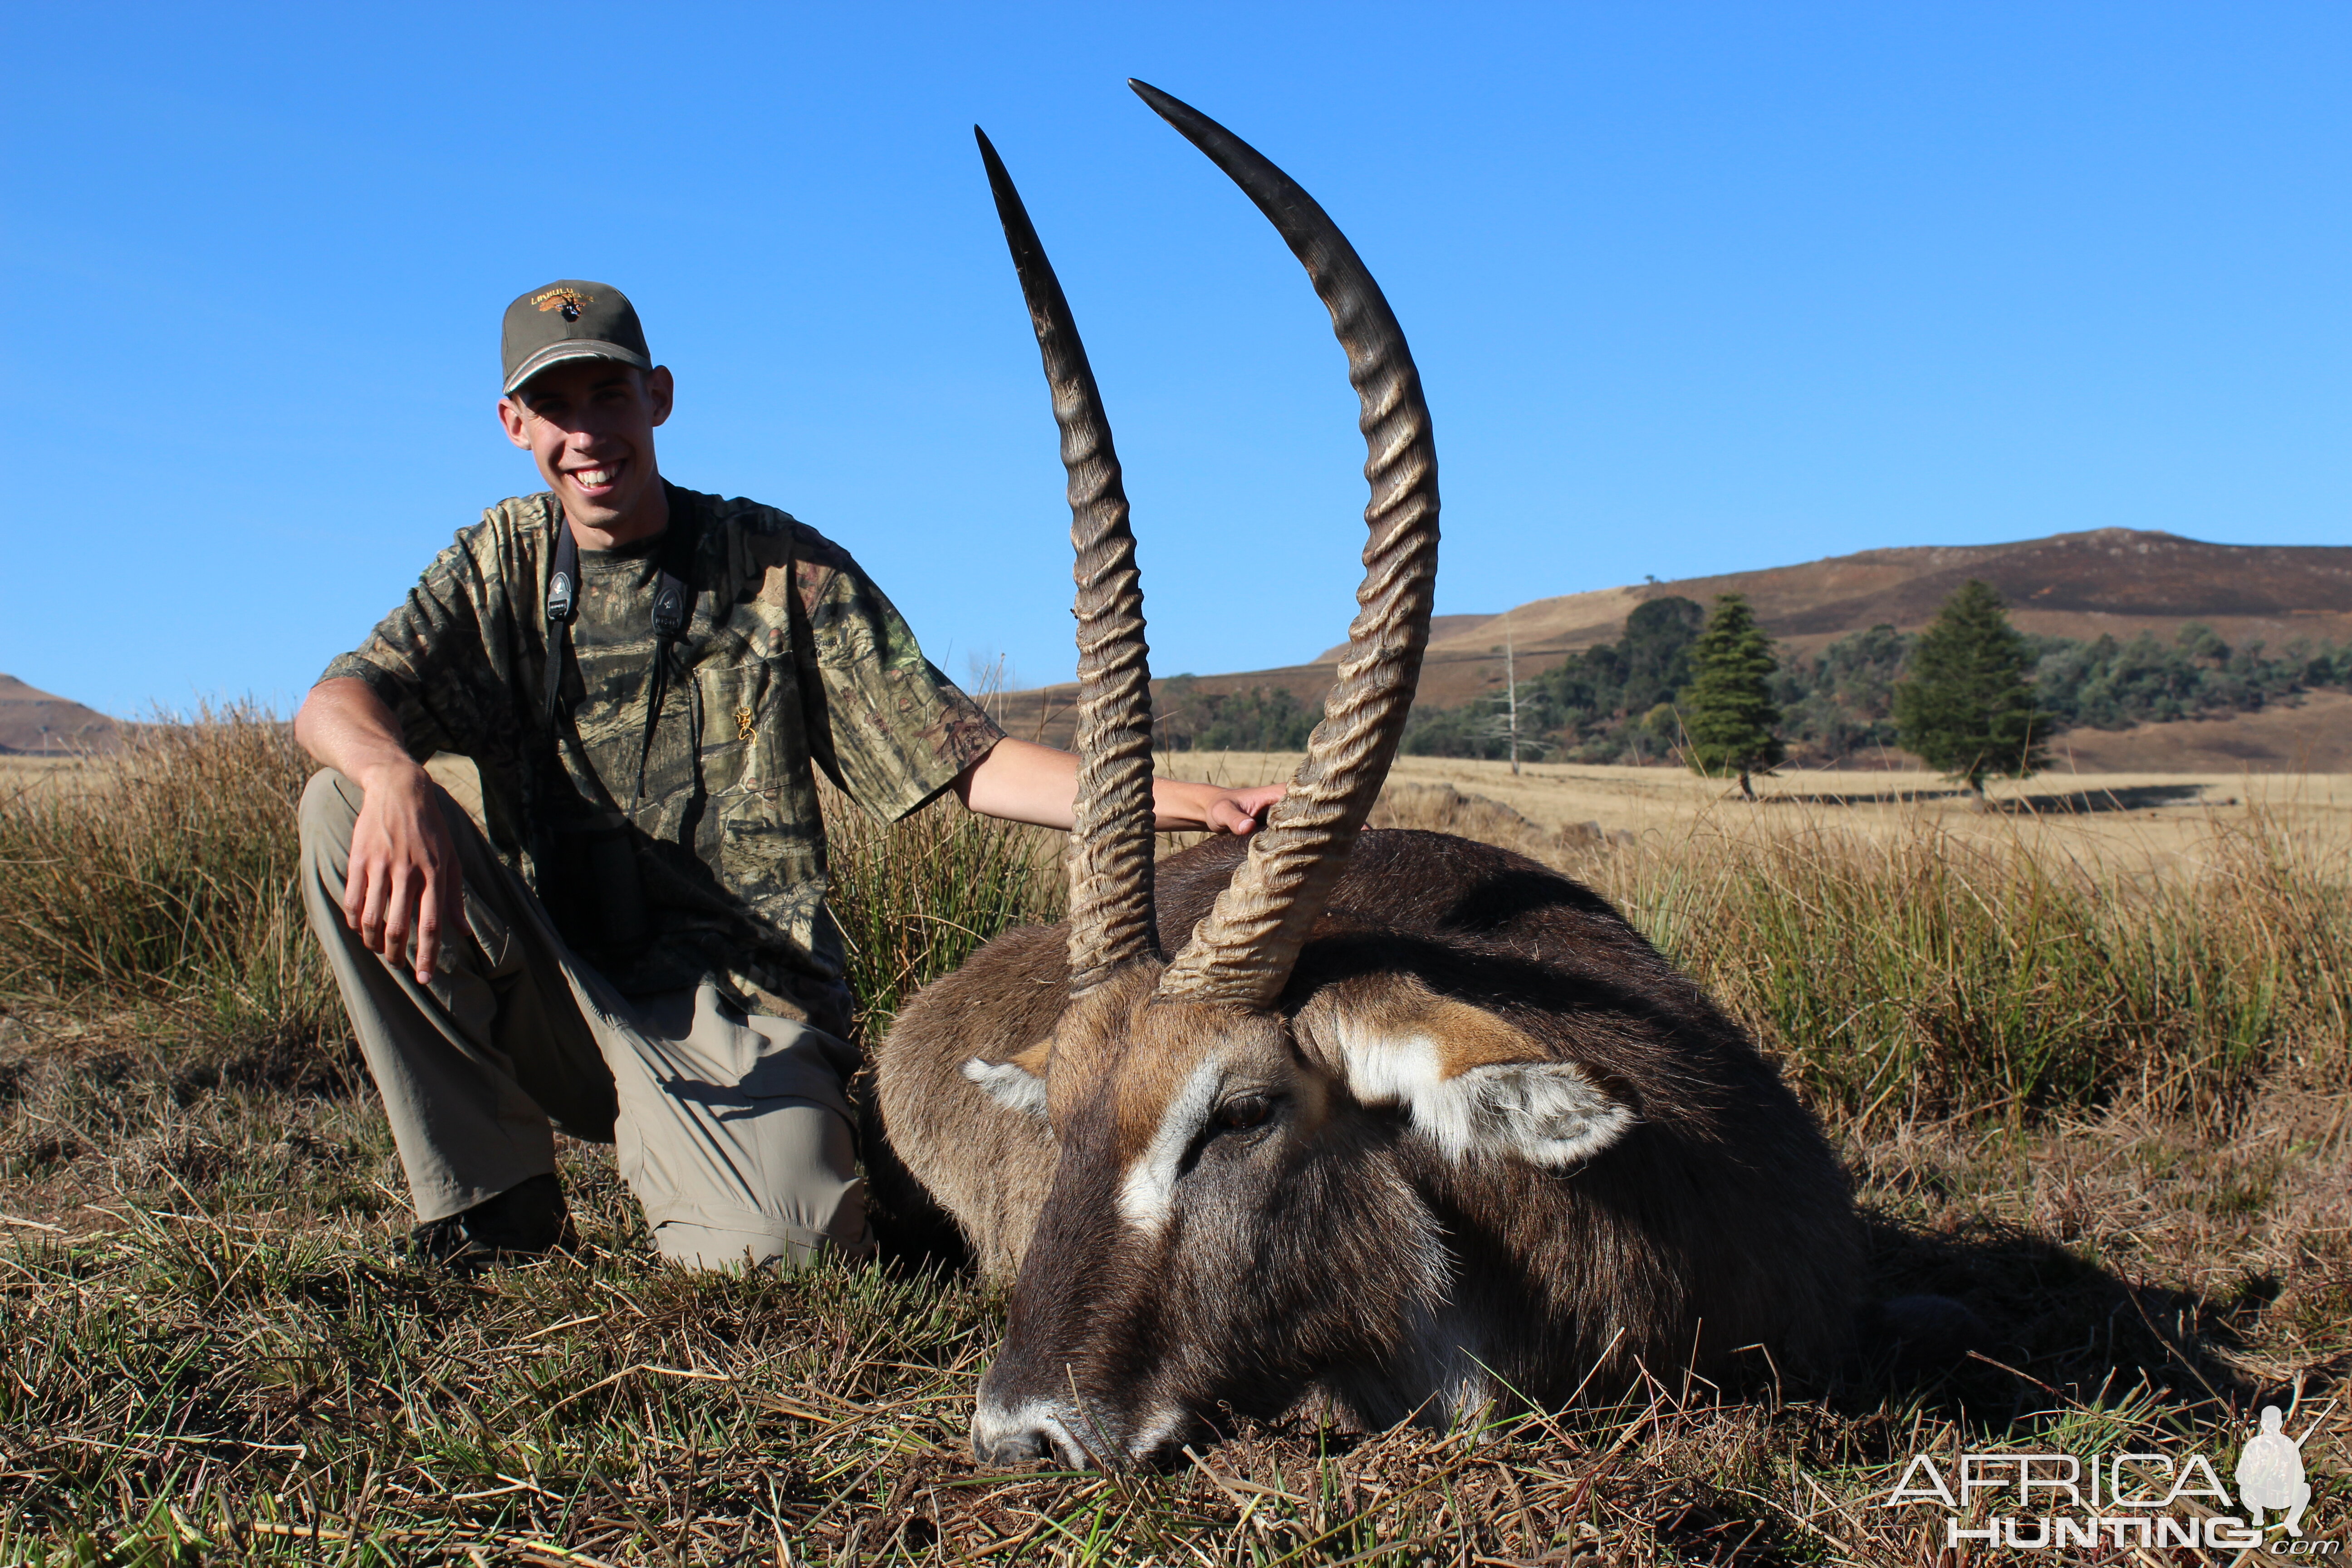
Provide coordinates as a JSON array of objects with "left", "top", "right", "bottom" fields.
[{"left": 874, "top": 81, "right": 1864, "bottom": 1469}]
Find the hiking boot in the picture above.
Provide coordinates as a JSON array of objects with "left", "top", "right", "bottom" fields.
[{"left": 408, "top": 1173, "right": 578, "bottom": 1274}]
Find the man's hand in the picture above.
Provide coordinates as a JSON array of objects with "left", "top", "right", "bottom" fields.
[
  {"left": 954, "top": 736, "right": 1286, "bottom": 834},
  {"left": 343, "top": 764, "right": 464, "bottom": 985},
  {"left": 294, "top": 678, "right": 465, "bottom": 986},
  {"left": 1192, "top": 781, "right": 1285, "bottom": 836}
]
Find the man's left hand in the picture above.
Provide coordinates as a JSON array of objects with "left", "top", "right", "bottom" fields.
[{"left": 1197, "top": 783, "right": 1284, "bottom": 836}]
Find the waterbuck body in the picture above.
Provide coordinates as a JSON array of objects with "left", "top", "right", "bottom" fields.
[
  {"left": 882, "top": 828, "right": 1860, "bottom": 1462},
  {"left": 875, "top": 83, "right": 1863, "bottom": 1468}
]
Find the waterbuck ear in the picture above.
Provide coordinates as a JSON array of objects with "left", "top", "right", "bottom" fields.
[
  {"left": 1296, "top": 976, "right": 1632, "bottom": 1168},
  {"left": 961, "top": 1039, "right": 1052, "bottom": 1121}
]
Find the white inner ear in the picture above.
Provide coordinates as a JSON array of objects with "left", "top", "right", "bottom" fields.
[
  {"left": 1438, "top": 1060, "right": 1632, "bottom": 1167},
  {"left": 1334, "top": 1029, "right": 1631, "bottom": 1169},
  {"left": 962, "top": 1056, "right": 1049, "bottom": 1121}
]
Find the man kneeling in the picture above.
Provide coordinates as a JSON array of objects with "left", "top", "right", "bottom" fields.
[{"left": 296, "top": 281, "right": 1276, "bottom": 1273}]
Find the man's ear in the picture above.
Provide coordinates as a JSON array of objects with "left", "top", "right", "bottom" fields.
[
  {"left": 497, "top": 395, "right": 532, "bottom": 449},
  {"left": 961, "top": 1038, "right": 1051, "bottom": 1121},
  {"left": 1295, "top": 975, "right": 1632, "bottom": 1168},
  {"left": 646, "top": 364, "right": 674, "bottom": 427}
]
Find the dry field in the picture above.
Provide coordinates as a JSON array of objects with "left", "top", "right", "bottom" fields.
[
  {"left": 0, "top": 755, "right": 94, "bottom": 800},
  {"left": 0, "top": 721, "right": 2345, "bottom": 1563},
  {"left": 1172, "top": 749, "right": 2352, "bottom": 867}
]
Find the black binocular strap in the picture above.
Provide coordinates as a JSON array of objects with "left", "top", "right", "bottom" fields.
[
  {"left": 543, "top": 508, "right": 701, "bottom": 810},
  {"left": 632, "top": 514, "right": 700, "bottom": 809},
  {"left": 543, "top": 514, "right": 581, "bottom": 724}
]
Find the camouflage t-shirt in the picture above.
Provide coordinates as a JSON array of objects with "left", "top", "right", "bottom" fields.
[{"left": 322, "top": 483, "right": 1004, "bottom": 1017}]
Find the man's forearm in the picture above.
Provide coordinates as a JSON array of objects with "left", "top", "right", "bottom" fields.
[
  {"left": 293, "top": 677, "right": 427, "bottom": 788},
  {"left": 954, "top": 737, "right": 1281, "bottom": 835}
]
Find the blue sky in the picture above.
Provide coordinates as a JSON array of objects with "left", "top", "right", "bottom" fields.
[{"left": 3, "top": 3, "right": 2345, "bottom": 717}]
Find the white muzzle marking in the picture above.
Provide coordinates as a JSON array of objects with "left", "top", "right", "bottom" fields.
[{"left": 971, "top": 1396, "right": 1088, "bottom": 1467}]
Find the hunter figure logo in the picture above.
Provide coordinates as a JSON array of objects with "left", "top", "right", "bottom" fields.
[
  {"left": 533, "top": 286, "right": 592, "bottom": 322},
  {"left": 1879, "top": 1405, "right": 2333, "bottom": 1552},
  {"left": 2242, "top": 1406, "right": 2314, "bottom": 1537}
]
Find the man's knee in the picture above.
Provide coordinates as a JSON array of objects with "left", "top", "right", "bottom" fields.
[{"left": 299, "top": 767, "right": 363, "bottom": 869}]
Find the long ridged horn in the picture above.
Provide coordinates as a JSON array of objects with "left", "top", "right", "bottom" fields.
[
  {"left": 1134, "top": 81, "right": 1440, "bottom": 1008},
  {"left": 975, "top": 127, "right": 1160, "bottom": 993}
]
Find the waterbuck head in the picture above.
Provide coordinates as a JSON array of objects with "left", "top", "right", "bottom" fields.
[{"left": 965, "top": 84, "right": 1627, "bottom": 1469}]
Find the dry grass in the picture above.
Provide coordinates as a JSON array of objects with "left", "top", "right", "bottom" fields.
[
  {"left": 0, "top": 715, "right": 2345, "bottom": 1562},
  {"left": 1600, "top": 807, "right": 2352, "bottom": 1125},
  {"left": 0, "top": 709, "right": 340, "bottom": 1053},
  {"left": 818, "top": 780, "right": 1065, "bottom": 1041},
  {"left": 1189, "top": 747, "right": 2352, "bottom": 870}
]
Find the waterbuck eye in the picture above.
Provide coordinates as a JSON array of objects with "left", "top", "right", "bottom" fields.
[{"left": 1214, "top": 1095, "right": 1274, "bottom": 1132}]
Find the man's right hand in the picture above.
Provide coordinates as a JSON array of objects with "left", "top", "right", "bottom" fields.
[
  {"left": 344, "top": 763, "right": 464, "bottom": 985},
  {"left": 294, "top": 677, "right": 465, "bottom": 986}
]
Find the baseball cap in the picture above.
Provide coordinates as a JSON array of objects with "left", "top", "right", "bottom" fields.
[{"left": 500, "top": 280, "right": 652, "bottom": 394}]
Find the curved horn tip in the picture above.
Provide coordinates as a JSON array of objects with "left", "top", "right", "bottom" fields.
[{"left": 1127, "top": 78, "right": 1186, "bottom": 117}]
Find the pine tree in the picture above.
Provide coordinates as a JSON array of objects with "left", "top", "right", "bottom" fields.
[
  {"left": 1681, "top": 594, "right": 1784, "bottom": 799},
  {"left": 1891, "top": 579, "right": 2049, "bottom": 797}
]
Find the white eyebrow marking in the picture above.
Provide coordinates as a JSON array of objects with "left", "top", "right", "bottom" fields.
[{"left": 1115, "top": 1056, "right": 1224, "bottom": 1235}]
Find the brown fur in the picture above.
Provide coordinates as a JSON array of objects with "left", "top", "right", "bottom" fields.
[{"left": 873, "top": 828, "right": 1862, "bottom": 1466}]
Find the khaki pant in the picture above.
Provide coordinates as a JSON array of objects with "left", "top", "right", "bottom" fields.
[{"left": 298, "top": 769, "right": 869, "bottom": 1269}]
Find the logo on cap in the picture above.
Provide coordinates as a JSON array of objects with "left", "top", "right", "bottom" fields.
[{"left": 533, "top": 287, "right": 593, "bottom": 322}]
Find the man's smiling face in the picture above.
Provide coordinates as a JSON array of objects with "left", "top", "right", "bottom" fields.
[{"left": 498, "top": 359, "right": 676, "bottom": 541}]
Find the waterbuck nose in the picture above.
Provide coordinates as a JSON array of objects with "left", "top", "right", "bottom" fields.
[
  {"left": 970, "top": 1396, "right": 1083, "bottom": 1469},
  {"left": 972, "top": 1422, "right": 1049, "bottom": 1466}
]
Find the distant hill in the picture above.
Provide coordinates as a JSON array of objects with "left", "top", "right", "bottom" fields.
[
  {"left": 0, "top": 675, "right": 118, "bottom": 754},
  {"left": 989, "top": 529, "right": 2352, "bottom": 763}
]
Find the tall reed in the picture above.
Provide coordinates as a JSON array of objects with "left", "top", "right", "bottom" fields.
[
  {"left": 0, "top": 707, "right": 334, "bottom": 1033},
  {"left": 7, "top": 707, "right": 2337, "bottom": 1137},
  {"left": 818, "top": 780, "right": 1065, "bottom": 1039},
  {"left": 1591, "top": 808, "right": 2350, "bottom": 1126}
]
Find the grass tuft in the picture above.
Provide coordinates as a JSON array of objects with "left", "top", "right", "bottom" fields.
[
  {"left": 1589, "top": 806, "right": 2352, "bottom": 1127},
  {"left": 817, "top": 780, "right": 1064, "bottom": 1041},
  {"left": 0, "top": 708, "right": 336, "bottom": 1041}
]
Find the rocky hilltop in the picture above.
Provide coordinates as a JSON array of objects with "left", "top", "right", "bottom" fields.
[{"left": 0, "top": 675, "right": 118, "bottom": 754}]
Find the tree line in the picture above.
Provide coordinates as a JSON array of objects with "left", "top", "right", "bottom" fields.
[
  {"left": 1151, "top": 583, "right": 2352, "bottom": 792},
  {"left": 1381, "top": 582, "right": 2352, "bottom": 791}
]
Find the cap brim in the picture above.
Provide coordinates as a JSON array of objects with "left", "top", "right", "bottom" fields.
[{"left": 503, "top": 340, "right": 654, "bottom": 395}]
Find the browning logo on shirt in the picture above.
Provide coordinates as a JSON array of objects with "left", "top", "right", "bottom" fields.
[{"left": 534, "top": 287, "right": 592, "bottom": 322}]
